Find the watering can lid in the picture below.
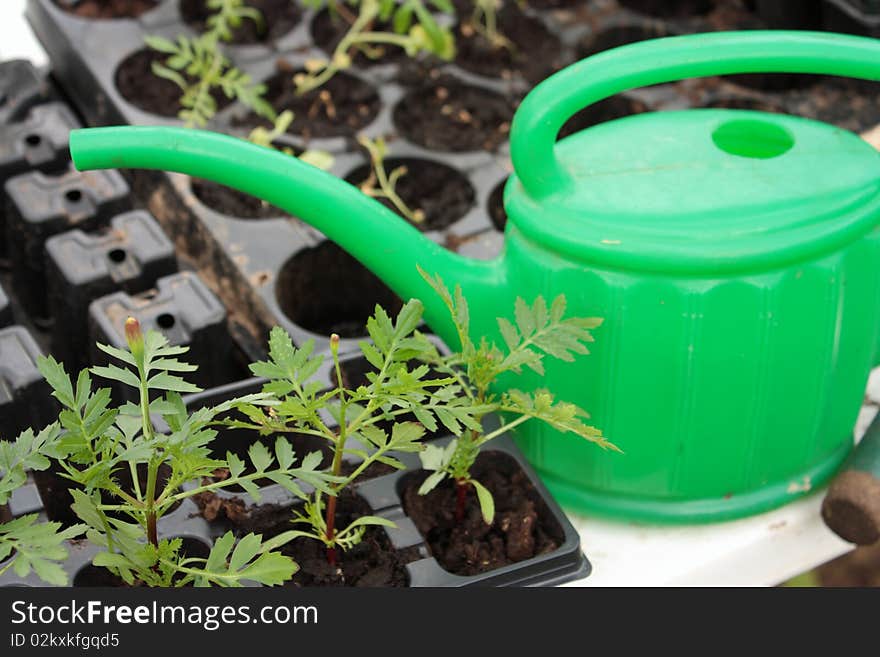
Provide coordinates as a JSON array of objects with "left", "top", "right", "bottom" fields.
[{"left": 506, "top": 109, "right": 880, "bottom": 274}]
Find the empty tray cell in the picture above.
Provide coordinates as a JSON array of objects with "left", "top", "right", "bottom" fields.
[
  {"left": 46, "top": 209, "right": 177, "bottom": 370},
  {"left": 0, "top": 102, "right": 79, "bottom": 263},
  {"left": 0, "top": 325, "right": 56, "bottom": 441},
  {"left": 88, "top": 271, "right": 239, "bottom": 397},
  {"left": 5, "top": 165, "right": 130, "bottom": 321},
  {"left": 0, "top": 102, "right": 79, "bottom": 180},
  {"left": 0, "top": 59, "right": 53, "bottom": 125}
]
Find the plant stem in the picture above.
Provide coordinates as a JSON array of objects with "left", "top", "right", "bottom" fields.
[
  {"left": 324, "top": 494, "right": 338, "bottom": 568},
  {"left": 455, "top": 479, "right": 468, "bottom": 523},
  {"left": 139, "top": 373, "right": 159, "bottom": 548},
  {"left": 295, "top": 0, "right": 379, "bottom": 96},
  {"left": 324, "top": 342, "right": 348, "bottom": 566}
]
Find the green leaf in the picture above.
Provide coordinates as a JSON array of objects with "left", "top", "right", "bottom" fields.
[
  {"left": 237, "top": 551, "right": 298, "bottom": 586},
  {"left": 226, "top": 452, "right": 246, "bottom": 479},
  {"left": 248, "top": 441, "right": 273, "bottom": 473},
  {"left": 91, "top": 364, "right": 141, "bottom": 390},
  {"left": 146, "top": 373, "right": 201, "bottom": 394},
  {"left": 417, "top": 469, "right": 446, "bottom": 495},
  {"left": 394, "top": 299, "right": 424, "bottom": 339},
  {"left": 205, "top": 531, "right": 234, "bottom": 573},
  {"left": 229, "top": 533, "right": 262, "bottom": 571},
  {"left": 470, "top": 479, "right": 495, "bottom": 525},
  {"left": 144, "top": 35, "right": 179, "bottom": 53},
  {"left": 497, "top": 317, "right": 520, "bottom": 352},
  {"left": 37, "top": 355, "right": 75, "bottom": 409},
  {"left": 275, "top": 437, "right": 294, "bottom": 471}
]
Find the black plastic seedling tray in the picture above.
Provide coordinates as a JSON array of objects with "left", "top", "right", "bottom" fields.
[{"left": 24, "top": 0, "right": 880, "bottom": 348}]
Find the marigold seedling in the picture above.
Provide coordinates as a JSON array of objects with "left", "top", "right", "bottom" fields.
[
  {"left": 294, "top": 0, "right": 456, "bottom": 95},
  {"left": 0, "top": 425, "right": 84, "bottom": 585},
  {"left": 146, "top": 32, "right": 276, "bottom": 128},
  {"left": 34, "top": 317, "right": 338, "bottom": 586},
  {"left": 356, "top": 136, "right": 425, "bottom": 225},
  {"left": 414, "top": 267, "right": 617, "bottom": 524}
]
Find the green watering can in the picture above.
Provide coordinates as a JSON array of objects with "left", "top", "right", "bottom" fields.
[{"left": 69, "top": 31, "right": 880, "bottom": 523}]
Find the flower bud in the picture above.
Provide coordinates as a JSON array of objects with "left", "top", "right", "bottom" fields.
[
  {"left": 329, "top": 333, "right": 340, "bottom": 357},
  {"left": 124, "top": 316, "right": 144, "bottom": 354}
]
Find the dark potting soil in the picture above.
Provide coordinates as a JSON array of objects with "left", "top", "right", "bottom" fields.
[
  {"left": 454, "top": 5, "right": 565, "bottom": 83},
  {"left": 344, "top": 157, "right": 476, "bottom": 231},
  {"left": 190, "top": 179, "right": 287, "bottom": 219},
  {"left": 488, "top": 176, "right": 507, "bottom": 232},
  {"left": 234, "top": 68, "right": 380, "bottom": 139},
  {"left": 579, "top": 24, "right": 674, "bottom": 59},
  {"left": 701, "top": 96, "right": 784, "bottom": 113},
  {"left": 115, "top": 49, "right": 232, "bottom": 118},
  {"left": 528, "top": 0, "right": 585, "bottom": 8},
  {"left": 52, "top": 0, "right": 158, "bottom": 19},
  {"left": 311, "top": 8, "right": 407, "bottom": 67},
  {"left": 393, "top": 80, "right": 514, "bottom": 152},
  {"left": 401, "top": 450, "right": 564, "bottom": 576},
  {"left": 617, "top": 0, "right": 715, "bottom": 19},
  {"left": 276, "top": 241, "right": 403, "bottom": 338},
  {"left": 273, "top": 491, "right": 411, "bottom": 587},
  {"left": 180, "top": 0, "right": 302, "bottom": 44},
  {"left": 558, "top": 95, "right": 650, "bottom": 140}
]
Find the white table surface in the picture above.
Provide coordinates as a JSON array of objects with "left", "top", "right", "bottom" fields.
[{"left": 3, "top": 0, "right": 877, "bottom": 587}]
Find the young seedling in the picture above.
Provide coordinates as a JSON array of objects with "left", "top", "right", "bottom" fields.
[
  {"left": 0, "top": 426, "right": 84, "bottom": 585},
  {"left": 414, "top": 267, "right": 617, "bottom": 524},
  {"left": 35, "top": 317, "right": 338, "bottom": 586},
  {"left": 204, "top": 0, "right": 265, "bottom": 42},
  {"left": 294, "top": 0, "right": 456, "bottom": 95},
  {"left": 247, "top": 110, "right": 336, "bottom": 171},
  {"left": 230, "top": 299, "right": 481, "bottom": 567},
  {"left": 463, "top": 0, "right": 521, "bottom": 50},
  {"left": 356, "top": 136, "right": 425, "bottom": 225},
  {"left": 146, "top": 32, "right": 275, "bottom": 128}
]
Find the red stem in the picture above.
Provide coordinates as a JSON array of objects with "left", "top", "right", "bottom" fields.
[
  {"left": 325, "top": 494, "right": 338, "bottom": 566},
  {"left": 455, "top": 480, "right": 468, "bottom": 524},
  {"left": 147, "top": 512, "right": 158, "bottom": 549}
]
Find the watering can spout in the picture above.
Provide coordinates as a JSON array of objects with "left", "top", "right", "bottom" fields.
[{"left": 68, "top": 127, "right": 505, "bottom": 346}]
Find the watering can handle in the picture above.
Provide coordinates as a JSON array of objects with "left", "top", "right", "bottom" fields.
[{"left": 511, "top": 30, "right": 880, "bottom": 199}]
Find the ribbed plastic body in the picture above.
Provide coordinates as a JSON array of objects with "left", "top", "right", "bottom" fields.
[{"left": 503, "top": 226, "right": 880, "bottom": 520}]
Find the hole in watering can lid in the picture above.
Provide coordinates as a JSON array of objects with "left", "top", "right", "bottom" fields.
[{"left": 711, "top": 119, "right": 794, "bottom": 159}]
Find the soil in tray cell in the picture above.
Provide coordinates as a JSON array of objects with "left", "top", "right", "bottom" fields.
[
  {"left": 454, "top": 4, "right": 566, "bottom": 83},
  {"left": 558, "top": 95, "right": 651, "bottom": 139},
  {"left": 617, "top": 0, "right": 715, "bottom": 19},
  {"left": 190, "top": 179, "right": 287, "bottom": 219},
  {"left": 275, "top": 240, "right": 403, "bottom": 338},
  {"left": 393, "top": 80, "right": 514, "bottom": 153},
  {"left": 487, "top": 176, "right": 508, "bottom": 232},
  {"left": 115, "top": 49, "right": 233, "bottom": 118},
  {"left": 344, "top": 157, "right": 476, "bottom": 232},
  {"left": 268, "top": 490, "right": 413, "bottom": 587},
  {"left": 52, "top": 0, "right": 158, "bottom": 19},
  {"left": 234, "top": 67, "right": 380, "bottom": 140},
  {"left": 180, "top": 0, "right": 302, "bottom": 44},
  {"left": 401, "top": 450, "right": 565, "bottom": 576},
  {"left": 311, "top": 8, "right": 408, "bottom": 67}
]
